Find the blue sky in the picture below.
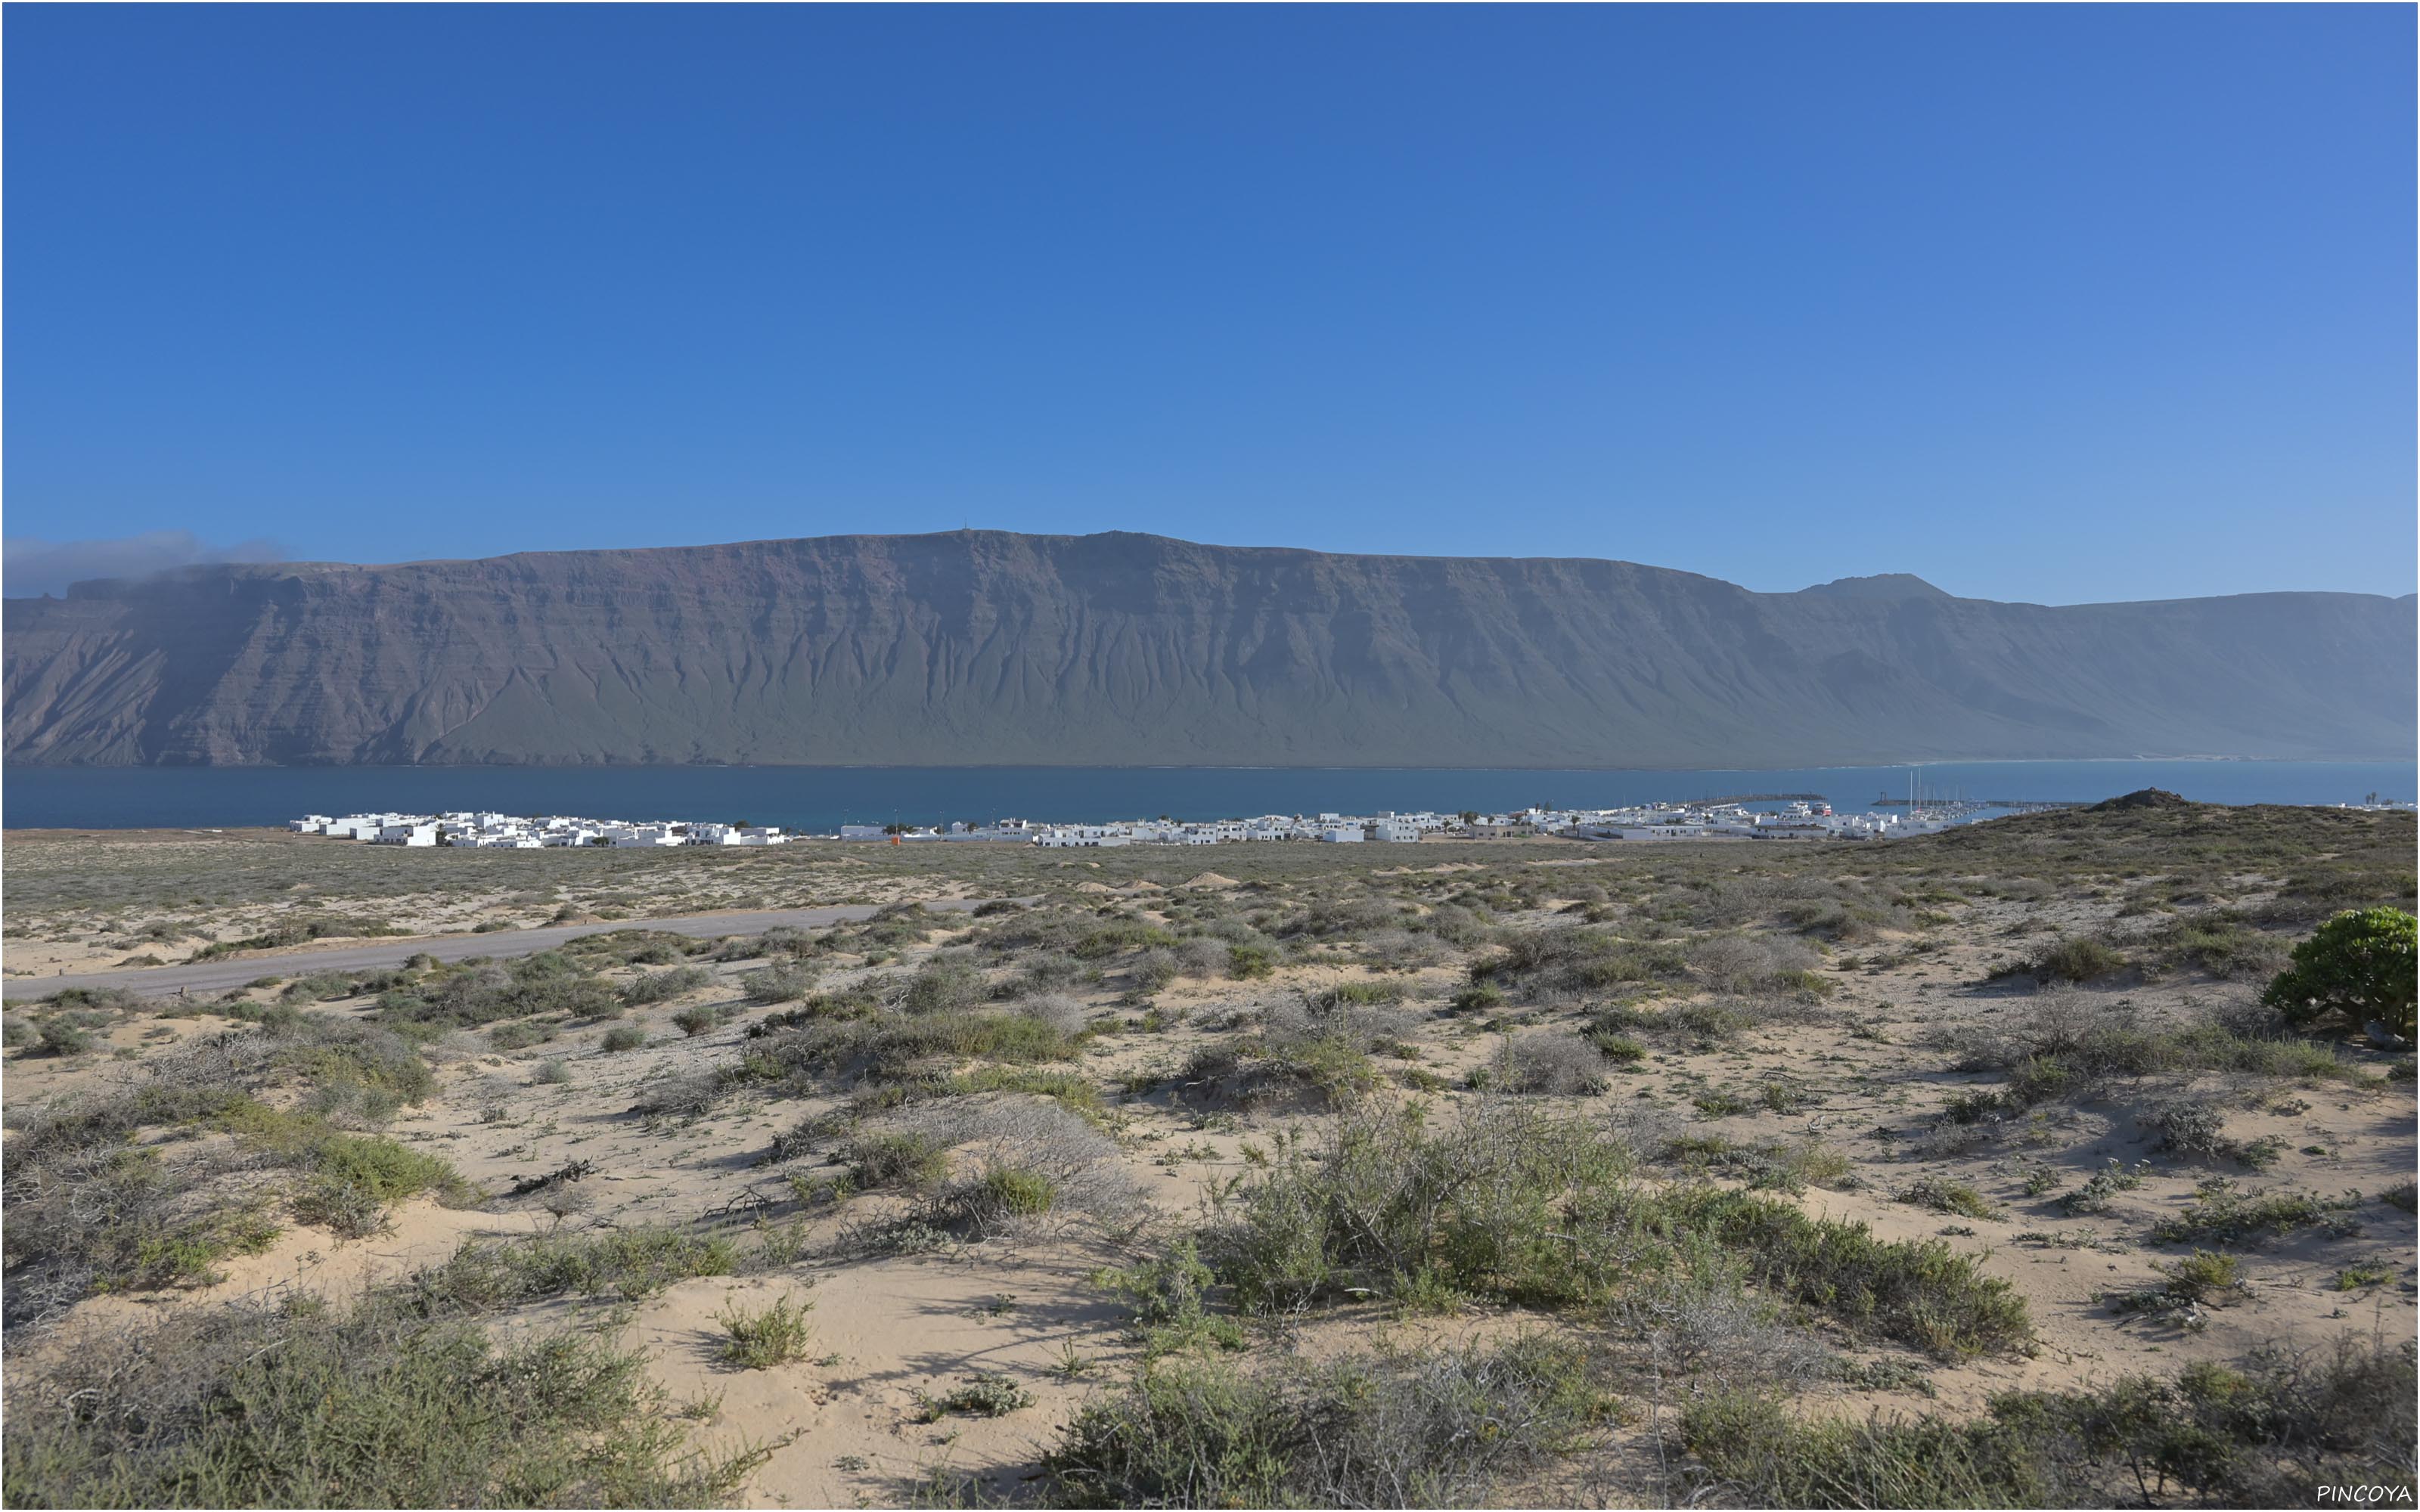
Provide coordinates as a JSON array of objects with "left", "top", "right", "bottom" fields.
[{"left": 5, "top": 5, "right": 2412, "bottom": 603}]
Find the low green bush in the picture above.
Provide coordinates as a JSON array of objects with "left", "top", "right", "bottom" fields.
[
  {"left": 376, "top": 953, "right": 620, "bottom": 1030},
  {"left": 715, "top": 1291, "right": 816, "bottom": 1369},
  {"left": 1996, "top": 936, "right": 2130, "bottom": 984},
  {"left": 1045, "top": 1334, "right": 1610, "bottom": 1507},
  {"left": 621, "top": 965, "right": 711, "bottom": 1007},
  {"left": 1897, "top": 1179, "right": 2004, "bottom": 1221},
  {"left": 1187, "top": 1101, "right": 2027, "bottom": 1357},
  {"left": 1682, "top": 1340, "right": 2416, "bottom": 1508},
  {"left": 414, "top": 1226, "right": 737, "bottom": 1308},
  {"left": 2149, "top": 1181, "right": 2362, "bottom": 1247},
  {"left": 5, "top": 1288, "right": 768, "bottom": 1507}
]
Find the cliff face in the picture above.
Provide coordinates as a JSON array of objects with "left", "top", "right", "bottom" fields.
[{"left": 4, "top": 530, "right": 2411, "bottom": 767}]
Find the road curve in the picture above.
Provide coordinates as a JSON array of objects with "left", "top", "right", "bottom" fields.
[{"left": 0, "top": 897, "right": 1022, "bottom": 1002}]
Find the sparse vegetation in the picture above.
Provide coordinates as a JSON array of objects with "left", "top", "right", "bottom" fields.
[{"left": 2, "top": 801, "right": 2406, "bottom": 1510}]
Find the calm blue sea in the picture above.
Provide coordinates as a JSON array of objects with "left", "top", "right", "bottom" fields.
[{"left": 2, "top": 761, "right": 2411, "bottom": 832}]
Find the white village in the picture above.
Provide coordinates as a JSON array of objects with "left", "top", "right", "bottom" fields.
[{"left": 286, "top": 798, "right": 1959, "bottom": 850}]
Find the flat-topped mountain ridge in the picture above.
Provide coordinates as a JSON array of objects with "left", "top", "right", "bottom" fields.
[{"left": 4, "top": 530, "right": 2409, "bottom": 767}]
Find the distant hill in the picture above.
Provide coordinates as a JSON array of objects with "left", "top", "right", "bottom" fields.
[
  {"left": 1796, "top": 573, "right": 1955, "bottom": 600},
  {"left": 3, "top": 530, "right": 2411, "bottom": 767}
]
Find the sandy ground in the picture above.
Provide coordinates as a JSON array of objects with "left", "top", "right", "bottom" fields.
[{"left": 5, "top": 823, "right": 2415, "bottom": 1506}]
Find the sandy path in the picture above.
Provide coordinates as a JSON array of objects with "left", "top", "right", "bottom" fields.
[{"left": 0, "top": 897, "right": 1027, "bottom": 1002}]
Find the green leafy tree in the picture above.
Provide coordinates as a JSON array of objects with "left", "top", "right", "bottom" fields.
[{"left": 2261, "top": 907, "right": 2415, "bottom": 1040}]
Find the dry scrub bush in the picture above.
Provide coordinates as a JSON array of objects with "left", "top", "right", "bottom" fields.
[
  {"left": 1622, "top": 1239, "right": 1829, "bottom": 1390},
  {"left": 5, "top": 1020, "right": 451, "bottom": 1328},
  {"left": 740, "top": 961, "right": 818, "bottom": 1005},
  {"left": 1182, "top": 1099, "right": 2027, "bottom": 1356},
  {"left": 1686, "top": 932, "right": 1823, "bottom": 995},
  {"left": 4, "top": 1256, "right": 768, "bottom": 1505},
  {"left": 1010, "top": 991, "right": 1093, "bottom": 1038},
  {"left": 1358, "top": 928, "right": 1453, "bottom": 971},
  {"left": 621, "top": 965, "right": 712, "bottom": 1007},
  {"left": 1473, "top": 927, "right": 1689, "bottom": 998},
  {"left": 376, "top": 953, "right": 622, "bottom": 1028},
  {"left": 1680, "top": 1338, "right": 2416, "bottom": 1510},
  {"left": 1045, "top": 1334, "right": 1610, "bottom": 1508},
  {"left": 846, "top": 1097, "right": 1142, "bottom": 1241},
  {"left": 1174, "top": 936, "right": 1233, "bottom": 978},
  {"left": 1498, "top": 1031, "right": 1612, "bottom": 1095}
]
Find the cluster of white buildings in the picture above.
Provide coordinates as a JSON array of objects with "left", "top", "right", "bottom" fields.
[
  {"left": 1022, "top": 810, "right": 1452, "bottom": 848},
  {"left": 1554, "top": 799, "right": 1947, "bottom": 842},
  {"left": 287, "top": 797, "right": 1964, "bottom": 854},
  {"left": 288, "top": 812, "right": 793, "bottom": 849}
]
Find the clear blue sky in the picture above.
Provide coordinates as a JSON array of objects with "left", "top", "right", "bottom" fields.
[{"left": 5, "top": 5, "right": 2412, "bottom": 603}]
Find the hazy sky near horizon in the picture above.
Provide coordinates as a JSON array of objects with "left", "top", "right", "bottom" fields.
[{"left": 5, "top": 5, "right": 2412, "bottom": 604}]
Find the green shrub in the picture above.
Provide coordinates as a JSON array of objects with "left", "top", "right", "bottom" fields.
[
  {"left": 1473, "top": 928, "right": 1689, "bottom": 995},
  {"left": 216, "top": 1101, "right": 465, "bottom": 1238},
  {"left": 188, "top": 915, "right": 406, "bottom": 959},
  {"left": 1307, "top": 979, "right": 1405, "bottom": 1010},
  {"left": 2055, "top": 1161, "right": 2148, "bottom": 1216},
  {"left": 1587, "top": 1030, "right": 1647, "bottom": 1064},
  {"left": 1095, "top": 1239, "right": 1247, "bottom": 1356},
  {"left": 36, "top": 1018, "right": 96, "bottom": 1057},
  {"left": 2000, "top": 936, "right": 2130, "bottom": 984},
  {"left": 978, "top": 1165, "right": 1058, "bottom": 1217},
  {"left": 1044, "top": 1335, "right": 1609, "bottom": 1508},
  {"left": 1666, "top": 1188, "right": 2031, "bottom": 1358},
  {"left": 621, "top": 965, "right": 711, "bottom": 1008},
  {"left": 2139, "top": 910, "right": 2289, "bottom": 981},
  {"left": 490, "top": 1020, "right": 557, "bottom": 1052},
  {"left": 1227, "top": 943, "right": 1276, "bottom": 979},
  {"left": 376, "top": 953, "right": 620, "bottom": 1029},
  {"left": 600, "top": 1026, "right": 647, "bottom": 1052},
  {"left": 2149, "top": 1182, "right": 2361, "bottom": 1247},
  {"left": 929, "top": 1371, "right": 1035, "bottom": 1418},
  {"left": 416, "top": 1226, "right": 737, "bottom": 1307},
  {"left": 1683, "top": 1340, "right": 2417, "bottom": 1508},
  {"left": 733, "top": 1010, "right": 1082, "bottom": 1093},
  {"left": 1897, "top": 1179, "right": 2004, "bottom": 1221},
  {"left": 1187, "top": 1101, "right": 2027, "bottom": 1356},
  {"left": 1450, "top": 984, "right": 1505, "bottom": 1013},
  {"left": 1071, "top": 921, "right": 1181, "bottom": 960},
  {"left": 844, "top": 1130, "right": 951, "bottom": 1191},
  {"left": 1680, "top": 1387, "right": 2049, "bottom": 1507},
  {"left": 740, "top": 962, "right": 818, "bottom": 1005},
  {"left": 2123, "top": 1250, "right": 2244, "bottom": 1309},
  {"left": 715, "top": 1291, "right": 817, "bottom": 1368},
  {"left": 2, "top": 1294, "right": 767, "bottom": 1506},
  {"left": 2263, "top": 907, "right": 2417, "bottom": 1038}
]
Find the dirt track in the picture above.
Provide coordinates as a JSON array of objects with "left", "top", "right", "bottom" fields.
[{"left": 0, "top": 897, "right": 1017, "bottom": 1001}]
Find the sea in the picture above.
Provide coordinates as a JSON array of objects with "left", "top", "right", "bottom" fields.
[{"left": 1, "top": 761, "right": 2411, "bottom": 833}]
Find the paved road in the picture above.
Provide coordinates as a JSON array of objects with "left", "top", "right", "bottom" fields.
[{"left": 1, "top": 897, "right": 1018, "bottom": 1002}]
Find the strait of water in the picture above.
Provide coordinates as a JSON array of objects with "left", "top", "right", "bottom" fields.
[{"left": 2, "top": 761, "right": 2411, "bottom": 832}]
